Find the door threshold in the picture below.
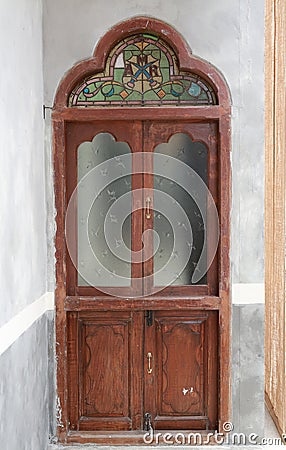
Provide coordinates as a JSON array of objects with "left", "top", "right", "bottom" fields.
[{"left": 66, "top": 429, "right": 218, "bottom": 445}]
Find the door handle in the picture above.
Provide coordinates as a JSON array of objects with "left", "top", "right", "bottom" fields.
[
  {"left": 146, "top": 196, "right": 151, "bottom": 219},
  {"left": 147, "top": 352, "right": 153, "bottom": 374}
]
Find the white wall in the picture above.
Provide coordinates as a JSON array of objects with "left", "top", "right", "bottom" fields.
[
  {"left": 43, "top": 0, "right": 265, "bottom": 285},
  {"left": 0, "top": 0, "right": 47, "bottom": 326},
  {"left": 0, "top": 2, "right": 52, "bottom": 449}
]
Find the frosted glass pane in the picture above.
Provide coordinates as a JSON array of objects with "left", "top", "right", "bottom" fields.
[
  {"left": 154, "top": 133, "right": 208, "bottom": 286},
  {"left": 77, "top": 133, "right": 132, "bottom": 287}
]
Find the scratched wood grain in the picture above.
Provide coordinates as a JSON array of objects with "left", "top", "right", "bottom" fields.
[{"left": 265, "top": 0, "right": 286, "bottom": 438}]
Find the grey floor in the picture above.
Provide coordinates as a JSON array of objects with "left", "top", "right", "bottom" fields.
[{"left": 264, "top": 406, "right": 281, "bottom": 441}]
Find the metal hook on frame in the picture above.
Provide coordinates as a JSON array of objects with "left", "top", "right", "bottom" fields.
[{"left": 43, "top": 104, "right": 53, "bottom": 120}]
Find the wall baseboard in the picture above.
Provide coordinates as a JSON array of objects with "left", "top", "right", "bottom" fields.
[
  {"left": 232, "top": 283, "right": 264, "bottom": 304},
  {"left": 0, "top": 292, "right": 54, "bottom": 356}
]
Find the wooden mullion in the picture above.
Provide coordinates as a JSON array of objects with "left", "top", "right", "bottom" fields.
[{"left": 131, "top": 120, "right": 144, "bottom": 295}]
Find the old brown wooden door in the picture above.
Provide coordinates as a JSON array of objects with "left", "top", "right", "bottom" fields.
[
  {"left": 65, "top": 119, "right": 219, "bottom": 432},
  {"left": 66, "top": 120, "right": 144, "bottom": 432},
  {"left": 142, "top": 121, "right": 218, "bottom": 431},
  {"left": 53, "top": 18, "right": 231, "bottom": 444}
]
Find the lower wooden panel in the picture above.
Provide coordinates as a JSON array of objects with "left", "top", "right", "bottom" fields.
[
  {"left": 144, "top": 310, "right": 218, "bottom": 430},
  {"left": 79, "top": 417, "right": 131, "bottom": 431},
  {"left": 67, "top": 308, "right": 218, "bottom": 433},
  {"left": 154, "top": 417, "right": 208, "bottom": 430},
  {"left": 68, "top": 310, "right": 143, "bottom": 431}
]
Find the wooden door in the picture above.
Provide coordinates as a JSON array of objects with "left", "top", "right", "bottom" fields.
[
  {"left": 53, "top": 18, "right": 231, "bottom": 444},
  {"left": 65, "top": 120, "right": 146, "bottom": 431},
  {"left": 142, "top": 122, "right": 219, "bottom": 430},
  {"left": 66, "top": 119, "right": 219, "bottom": 432}
]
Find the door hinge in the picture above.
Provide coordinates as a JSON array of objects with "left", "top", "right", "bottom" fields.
[
  {"left": 143, "top": 412, "right": 153, "bottom": 432},
  {"left": 146, "top": 310, "right": 153, "bottom": 326}
]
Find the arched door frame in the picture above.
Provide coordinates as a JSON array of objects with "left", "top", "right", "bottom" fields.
[{"left": 53, "top": 16, "right": 231, "bottom": 444}]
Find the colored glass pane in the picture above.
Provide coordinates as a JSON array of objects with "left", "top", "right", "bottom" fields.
[{"left": 69, "top": 34, "right": 217, "bottom": 106}]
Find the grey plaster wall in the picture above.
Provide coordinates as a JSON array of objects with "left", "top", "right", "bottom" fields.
[
  {"left": 0, "top": 1, "right": 52, "bottom": 449},
  {"left": 0, "top": 313, "right": 51, "bottom": 450},
  {"left": 47, "top": 310, "right": 57, "bottom": 440},
  {"left": 232, "top": 304, "right": 265, "bottom": 438},
  {"left": 43, "top": 0, "right": 265, "bottom": 285},
  {"left": 0, "top": 0, "right": 47, "bottom": 327}
]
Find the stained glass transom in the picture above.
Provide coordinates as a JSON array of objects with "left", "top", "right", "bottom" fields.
[{"left": 69, "top": 34, "right": 217, "bottom": 107}]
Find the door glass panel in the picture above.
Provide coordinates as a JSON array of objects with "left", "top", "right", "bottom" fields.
[
  {"left": 153, "top": 133, "right": 208, "bottom": 286},
  {"left": 77, "top": 133, "right": 132, "bottom": 286}
]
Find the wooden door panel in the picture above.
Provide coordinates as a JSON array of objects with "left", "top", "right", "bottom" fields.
[
  {"left": 68, "top": 311, "right": 144, "bottom": 431},
  {"left": 144, "top": 310, "right": 218, "bottom": 430},
  {"left": 81, "top": 320, "right": 129, "bottom": 418},
  {"left": 157, "top": 318, "right": 204, "bottom": 416}
]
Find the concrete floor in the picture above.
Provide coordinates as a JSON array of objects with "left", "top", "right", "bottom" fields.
[
  {"left": 264, "top": 406, "right": 281, "bottom": 441},
  {"left": 48, "top": 445, "right": 281, "bottom": 449}
]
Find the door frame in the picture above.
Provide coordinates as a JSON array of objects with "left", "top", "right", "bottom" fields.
[{"left": 52, "top": 16, "right": 231, "bottom": 444}]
